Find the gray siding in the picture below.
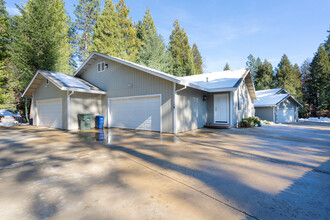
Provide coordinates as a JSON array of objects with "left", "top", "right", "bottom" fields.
[
  {"left": 275, "top": 97, "right": 299, "bottom": 123},
  {"left": 32, "top": 78, "right": 67, "bottom": 129},
  {"left": 232, "top": 81, "right": 255, "bottom": 127},
  {"left": 79, "top": 57, "right": 174, "bottom": 133},
  {"left": 69, "top": 93, "right": 103, "bottom": 129},
  {"left": 176, "top": 86, "right": 208, "bottom": 133},
  {"left": 255, "top": 107, "right": 274, "bottom": 122}
]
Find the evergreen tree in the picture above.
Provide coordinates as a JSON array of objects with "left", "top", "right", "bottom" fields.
[
  {"left": 168, "top": 19, "right": 194, "bottom": 76},
  {"left": 74, "top": 0, "right": 100, "bottom": 62},
  {"left": 192, "top": 43, "right": 203, "bottom": 74},
  {"left": 136, "top": 9, "right": 168, "bottom": 72},
  {"left": 116, "top": 0, "right": 140, "bottom": 61},
  {"left": 293, "top": 63, "right": 303, "bottom": 101},
  {"left": 246, "top": 54, "right": 262, "bottom": 79},
  {"left": 223, "top": 63, "right": 230, "bottom": 71},
  {"left": 90, "top": 0, "right": 122, "bottom": 57},
  {"left": 0, "top": 0, "right": 9, "bottom": 61},
  {"left": 324, "top": 29, "right": 330, "bottom": 60},
  {"left": 10, "top": 0, "right": 71, "bottom": 90},
  {"left": 254, "top": 59, "right": 275, "bottom": 90},
  {"left": 0, "top": 0, "right": 15, "bottom": 109},
  {"left": 67, "top": 16, "right": 78, "bottom": 72},
  {"left": 308, "top": 45, "right": 330, "bottom": 111},
  {"left": 275, "top": 54, "right": 302, "bottom": 101}
]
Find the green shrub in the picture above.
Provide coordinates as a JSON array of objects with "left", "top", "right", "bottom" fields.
[{"left": 240, "top": 116, "right": 261, "bottom": 128}]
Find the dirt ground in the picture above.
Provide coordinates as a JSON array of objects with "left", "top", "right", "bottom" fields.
[{"left": 0, "top": 121, "right": 329, "bottom": 220}]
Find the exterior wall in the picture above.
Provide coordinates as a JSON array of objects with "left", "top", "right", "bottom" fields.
[
  {"left": 79, "top": 57, "right": 174, "bottom": 133},
  {"left": 32, "top": 78, "right": 67, "bottom": 129},
  {"left": 255, "top": 107, "right": 274, "bottom": 122},
  {"left": 232, "top": 81, "right": 255, "bottom": 127},
  {"left": 176, "top": 86, "right": 208, "bottom": 133},
  {"left": 69, "top": 93, "right": 103, "bottom": 130},
  {"left": 275, "top": 97, "right": 299, "bottom": 123}
]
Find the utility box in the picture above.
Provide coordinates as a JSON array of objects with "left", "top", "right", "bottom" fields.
[{"left": 78, "top": 114, "right": 93, "bottom": 130}]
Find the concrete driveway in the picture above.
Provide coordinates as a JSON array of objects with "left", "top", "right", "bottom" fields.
[{"left": 0, "top": 122, "right": 329, "bottom": 220}]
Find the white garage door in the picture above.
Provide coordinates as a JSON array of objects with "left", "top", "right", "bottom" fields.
[
  {"left": 277, "top": 108, "right": 294, "bottom": 123},
  {"left": 109, "top": 95, "right": 161, "bottom": 132},
  {"left": 37, "top": 99, "right": 62, "bottom": 129}
]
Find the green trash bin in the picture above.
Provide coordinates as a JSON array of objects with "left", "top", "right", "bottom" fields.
[{"left": 78, "top": 114, "right": 93, "bottom": 130}]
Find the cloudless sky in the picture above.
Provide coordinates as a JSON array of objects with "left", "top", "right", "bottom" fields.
[{"left": 6, "top": 0, "right": 330, "bottom": 73}]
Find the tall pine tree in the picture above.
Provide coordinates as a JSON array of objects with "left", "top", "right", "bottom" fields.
[
  {"left": 246, "top": 54, "right": 261, "bottom": 80},
  {"left": 254, "top": 59, "right": 275, "bottom": 90},
  {"left": 136, "top": 9, "right": 168, "bottom": 72},
  {"left": 223, "top": 63, "right": 230, "bottom": 71},
  {"left": 192, "top": 43, "right": 203, "bottom": 74},
  {"left": 275, "top": 54, "right": 302, "bottom": 101},
  {"left": 90, "top": 0, "right": 122, "bottom": 57},
  {"left": 168, "top": 19, "right": 194, "bottom": 76},
  {"left": 74, "top": 0, "right": 100, "bottom": 62},
  {"left": 10, "top": 0, "right": 71, "bottom": 90},
  {"left": 0, "top": 0, "right": 15, "bottom": 109},
  {"left": 116, "top": 0, "right": 140, "bottom": 61},
  {"left": 324, "top": 29, "right": 330, "bottom": 61},
  {"left": 308, "top": 45, "right": 330, "bottom": 112}
]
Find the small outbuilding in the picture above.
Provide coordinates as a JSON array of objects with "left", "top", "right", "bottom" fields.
[{"left": 254, "top": 88, "right": 303, "bottom": 123}]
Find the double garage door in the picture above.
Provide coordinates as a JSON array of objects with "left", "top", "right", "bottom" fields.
[
  {"left": 277, "top": 108, "right": 295, "bottom": 123},
  {"left": 109, "top": 95, "right": 161, "bottom": 132},
  {"left": 37, "top": 99, "right": 62, "bottom": 129}
]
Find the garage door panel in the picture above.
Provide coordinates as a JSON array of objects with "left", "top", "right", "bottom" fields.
[
  {"left": 277, "top": 109, "right": 294, "bottom": 123},
  {"left": 109, "top": 96, "right": 160, "bottom": 131},
  {"left": 37, "top": 100, "right": 62, "bottom": 129}
]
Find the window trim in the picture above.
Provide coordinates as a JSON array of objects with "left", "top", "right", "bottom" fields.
[{"left": 97, "top": 61, "right": 105, "bottom": 72}]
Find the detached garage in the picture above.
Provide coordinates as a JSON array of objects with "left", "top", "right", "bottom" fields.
[{"left": 254, "top": 88, "right": 302, "bottom": 123}]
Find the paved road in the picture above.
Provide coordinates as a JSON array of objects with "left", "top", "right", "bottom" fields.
[{"left": 0, "top": 121, "right": 329, "bottom": 220}]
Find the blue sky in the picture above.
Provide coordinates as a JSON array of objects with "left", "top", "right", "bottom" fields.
[{"left": 6, "top": 0, "right": 330, "bottom": 73}]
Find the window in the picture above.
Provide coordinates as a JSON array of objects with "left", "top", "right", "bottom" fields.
[{"left": 97, "top": 61, "right": 106, "bottom": 72}]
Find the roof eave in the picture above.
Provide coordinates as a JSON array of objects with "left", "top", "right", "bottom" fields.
[
  {"left": 62, "top": 87, "right": 107, "bottom": 95},
  {"left": 255, "top": 105, "right": 277, "bottom": 108},
  {"left": 208, "top": 87, "right": 236, "bottom": 93}
]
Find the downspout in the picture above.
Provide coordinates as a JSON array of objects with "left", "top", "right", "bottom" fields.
[{"left": 67, "top": 91, "right": 74, "bottom": 130}]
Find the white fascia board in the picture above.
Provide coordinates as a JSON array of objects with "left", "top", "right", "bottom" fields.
[
  {"left": 61, "top": 87, "right": 106, "bottom": 95},
  {"left": 22, "top": 71, "right": 40, "bottom": 97},
  {"left": 22, "top": 70, "right": 63, "bottom": 97},
  {"left": 208, "top": 87, "right": 236, "bottom": 93}
]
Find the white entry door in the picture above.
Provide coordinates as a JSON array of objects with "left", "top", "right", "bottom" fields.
[
  {"left": 37, "top": 98, "right": 62, "bottom": 129},
  {"left": 214, "top": 94, "right": 229, "bottom": 124},
  {"left": 109, "top": 95, "right": 161, "bottom": 132},
  {"left": 277, "top": 108, "right": 294, "bottom": 123}
]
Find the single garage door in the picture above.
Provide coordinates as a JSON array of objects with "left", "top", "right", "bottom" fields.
[
  {"left": 109, "top": 95, "right": 161, "bottom": 132},
  {"left": 277, "top": 108, "right": 294, "bottom": 123},
  {"left": 37, "top": 99, "right": 62, "bottom": 129}
]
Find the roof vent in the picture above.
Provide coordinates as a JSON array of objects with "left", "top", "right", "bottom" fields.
[{"left": 206, "top": 77, "right": 208, "bottom": 82}]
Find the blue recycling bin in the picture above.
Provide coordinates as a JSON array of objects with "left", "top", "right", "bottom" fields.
[{"left": 95, "top": 115, "right": 104, "bottom": 128}]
